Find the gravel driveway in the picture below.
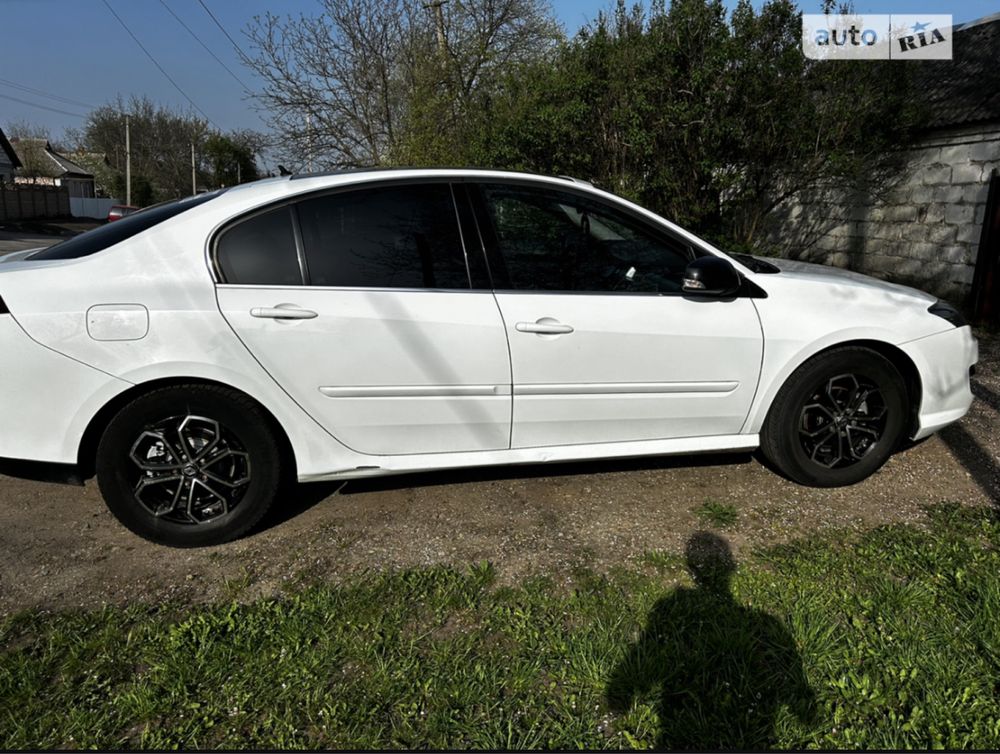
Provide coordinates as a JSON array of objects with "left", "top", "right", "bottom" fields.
[{"left": 1, "top": 333, "right": 996, "bottom": 614}]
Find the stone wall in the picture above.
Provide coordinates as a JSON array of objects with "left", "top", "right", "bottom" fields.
[{"left": 765, "top": 122, "right": 1000, "bottom": 304}]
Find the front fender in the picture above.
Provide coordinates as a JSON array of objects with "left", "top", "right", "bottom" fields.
[{"left": 741, "top": 324, "right": 922, "bottom": 435}]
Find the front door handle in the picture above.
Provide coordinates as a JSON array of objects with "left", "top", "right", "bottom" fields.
[
  {"left": 515, "top": 318, "right": 574, "bottom": 335},
  {"left": 250, "top": 305, "right": 318, "bottom": 320}
]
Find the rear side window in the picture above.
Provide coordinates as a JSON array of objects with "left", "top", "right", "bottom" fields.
[
  {"left": 296, "top": 183, "right": 470, "bottom": 289},
  {"left": 215, "top": 206, "right": 302, "bottom": 286},
  {"left": 32, "top": 191, "right": 222, "bottom": 260}
]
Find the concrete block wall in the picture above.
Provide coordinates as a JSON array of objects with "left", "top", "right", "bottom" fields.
[{"left": 765, "top": 123, "right": 1000, "bottom": 304}]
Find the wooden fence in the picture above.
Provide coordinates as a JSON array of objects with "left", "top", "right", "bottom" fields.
[{"left": 0, "top": 185, "right": 71, "bottom": 221}]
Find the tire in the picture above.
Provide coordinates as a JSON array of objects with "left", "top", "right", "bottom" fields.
[
  {"left": 96, "top": 384, "right": 282, "bottom": 547},
  {"left": 761, "top": 346, "right": 909, "bottom": 487}
]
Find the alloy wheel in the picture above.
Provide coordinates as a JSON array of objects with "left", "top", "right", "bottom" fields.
[
  {"left": 127, "top": 415, "right": 251, "bottom": 524},
  {"left": 798, "top": 373, "right": 888, "bottom": 469}
]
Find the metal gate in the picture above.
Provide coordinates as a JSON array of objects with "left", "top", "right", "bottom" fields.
[{"left": 971, "top": 169, "right": 1000, "bottom": 325}]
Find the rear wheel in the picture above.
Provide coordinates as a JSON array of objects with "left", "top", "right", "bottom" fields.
[
  {"left": 761, "top": 347, "right": 909, "bottom": 487},
  {"left": 96, "top": 385, "right": 282, "bottom": 547}
]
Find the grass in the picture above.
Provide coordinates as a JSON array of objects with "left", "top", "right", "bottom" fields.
[
  {"left": 5, "top": 504, "right": 1000, "bottom": 748},
  {"left": 637, "top": 549, "right": 685, "bottom": 573},
  {"left": 692, "top": 499, "right": 739, "bottom": 528}
]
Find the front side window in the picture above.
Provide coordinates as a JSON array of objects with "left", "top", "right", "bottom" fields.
[
  {"left": 478, "top": 183, "right": 695, "bottom": 293},
  {"left": 296, "top": 183, "right": 469, "bottom": 289},
  {"left": 215, "top": 205, "right": 302, "bottom": 286}
]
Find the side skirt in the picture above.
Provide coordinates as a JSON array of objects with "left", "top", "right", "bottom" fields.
[{"left": 298, "top": 433, "right": 760, "bottom": 482}]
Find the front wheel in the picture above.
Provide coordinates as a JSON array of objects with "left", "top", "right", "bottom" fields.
[
  {"left": 96, "top": 385, "right": 282, "bottom": 547},
  {"left": 761, "top": 347, "right": 909, "bottom": 487}
]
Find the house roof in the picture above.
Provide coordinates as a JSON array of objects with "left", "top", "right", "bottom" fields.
[
  {"left": 915, "top": 13, "right": 1000, "bottom": 130},
  {"left": 0, "top": 127, "right": 22, "bottom": 169},
  {"left": 10, "top": 138, "right": 94, "bottom": 179}
]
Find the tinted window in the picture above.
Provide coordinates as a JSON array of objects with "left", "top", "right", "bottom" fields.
[
  {"left": 216, "top": 206, "right": 302, "bottom": 286},
  {"left": 32, "top": 191, "right": 222, "bottom": 260},
  {"left": 479, "top": 184, "right": 694, "bottom": 293},
  {"left": 297, "top": 184, "right": 469, "bottom": 289}
]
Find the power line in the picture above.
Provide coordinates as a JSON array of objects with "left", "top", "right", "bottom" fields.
[
  {"left": 100, "top": 0, "right": 218, "bottom": 128},
  {"left": 195, "top": 0, "right": 250, "bottom": 60},
  {"left": 0, "top": 92, "right": 86, "bottom": 119},
  {"left": 0, "top": 78, "right": 97, "bottom": 110},
  {"left": 158, "top": 0, "right": 250, "bottom": 91}
]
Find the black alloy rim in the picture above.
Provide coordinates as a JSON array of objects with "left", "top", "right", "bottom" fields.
[
  {"left": 798, "top": 373, "right": 888, "bottom": 468},
  {"left": 127, "top": 415, "right": 251, "bottom": 524}
]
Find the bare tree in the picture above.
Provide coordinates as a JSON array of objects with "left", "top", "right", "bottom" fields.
[
  {"left": 67, "top": 95, "right": 224, "bottom": 201},
  {"left": 243, "top": 0, "right": 560, "bottom": 170},
  {"left": 3, "top": 119, "right": 53, "bottom": 143}
]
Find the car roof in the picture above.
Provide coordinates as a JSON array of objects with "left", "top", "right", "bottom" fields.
[
  {"left": 211, "top": 169, "right": 602, "bottom": 215},
  {"left": 286, "top": 167, "right": 593, "bottom": 187}
]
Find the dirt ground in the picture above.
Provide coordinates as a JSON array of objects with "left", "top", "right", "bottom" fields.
[{"left": 1, "top": 333, "right": 997, "bottom": 614}]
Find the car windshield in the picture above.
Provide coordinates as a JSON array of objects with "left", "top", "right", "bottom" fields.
[{"left": 31, "top": 191, "right": 225, "bottom": 261}]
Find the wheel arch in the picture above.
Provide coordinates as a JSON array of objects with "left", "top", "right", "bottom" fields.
[
  {"left": 749, "top": 337, "right": 923, "bottom": 438},
  {"left": 844, "top": 340, "right": 922, "bottom": 436},
  {"left": 77, "top": 377, "right": 298, "bottom": 481}
]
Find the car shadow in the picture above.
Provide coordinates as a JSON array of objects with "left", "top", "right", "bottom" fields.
[
  {"left": 335, "top": 450, "right": 755, "bottom": 495},
  {"left": 937, "top": 378, "right": 1000, "bottom": 504},
  {"left": 244, "top": 451, "right": 756, "bottom": 536},
  {"left": 607, "top": 531, "right": 816, "bottom": 749},
  {"left": 252, "top": 479, "right": 348, "bottom": 533},
  {"left": 939, "top": 423, "right": 1000, "bottom": 503}
]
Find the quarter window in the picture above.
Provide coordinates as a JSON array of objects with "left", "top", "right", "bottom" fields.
[
  {"left": 216, "top": 206, "right": 302, "bottom": 286},
  {"left": 479, "top": 183, "right": 694, "bottom": 293},
  {"left": 296, "top": 184, "right": 470, "bottom": 289},
  {"left": 34, "top": 191, "right": 222, "bottom": 261}
]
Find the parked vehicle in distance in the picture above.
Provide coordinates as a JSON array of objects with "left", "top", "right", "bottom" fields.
[
  {"left": 107, "top": 204, "right": 138, "bottom": 222},
  {"left": 0, "top": 170, "right": 977, "bottom": 546}
]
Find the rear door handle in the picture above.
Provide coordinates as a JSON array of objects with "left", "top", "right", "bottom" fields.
[
  {"left": 250, "top": 305, "right": 318, "bottom": 320},
  {"left": 515, "top": 319, "right": 574, "bottom": 335}
]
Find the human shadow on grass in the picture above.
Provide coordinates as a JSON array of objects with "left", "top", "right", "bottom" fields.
[{"left": 607, "top": 532, "right": 816, "bottom": 750}]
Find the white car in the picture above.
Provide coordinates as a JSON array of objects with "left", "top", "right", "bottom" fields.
[{"left": 0, "top": 169, "right": 977, "bottom": 546}]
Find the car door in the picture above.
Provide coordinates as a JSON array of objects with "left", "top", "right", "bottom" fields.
[
  {"left": 470, "top": 181, "right": 763, "bottom": 448},
  {"left": 214, "top": 181, "right": 512, "bottom": 456}
]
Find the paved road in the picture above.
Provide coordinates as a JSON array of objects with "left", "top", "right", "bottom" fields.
[{"left": 0, "top": 230, "right": 60, "bottom": 256}]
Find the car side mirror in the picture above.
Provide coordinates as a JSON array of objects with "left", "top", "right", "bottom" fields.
[{"left": 682, "top": 256, "right": 741, "bottom": 297}]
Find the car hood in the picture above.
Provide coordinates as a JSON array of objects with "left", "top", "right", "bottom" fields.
[{"left": 762, "top": 257, "right": 938, "bottom": 305}]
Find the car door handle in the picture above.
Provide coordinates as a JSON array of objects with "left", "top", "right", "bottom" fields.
[
  {"left": 515, "top": 319, "right": 574, "bottom": 335},
  {"left": 250, "top": 306, "right": 318, "bottom": 320}
]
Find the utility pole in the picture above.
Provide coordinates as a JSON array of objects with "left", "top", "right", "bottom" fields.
[
  {"left": 306, "top": 114, "right": 313, "bottom": 173},
  {"left": 191, "top": 142, "right": 196, "bottom": 195},
  {"left": 236, "top": 160, "right": 241, "bottom": 184},
  {"left": 124, "top": 114, "right": 131, "bottom": 206},
  {"left": 424, "top": 0, "right": 448, "bottom": 55}
]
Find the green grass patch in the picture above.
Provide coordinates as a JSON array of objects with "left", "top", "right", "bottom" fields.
[
  {"left": 638, "top": 550, "right": 686, "bottom": 574},
  {"left": 5, "top": 504, "right": 1000, "bottom": 748},
  {"left": 692, "top": 499, "right": 739, "bottom": 528}
]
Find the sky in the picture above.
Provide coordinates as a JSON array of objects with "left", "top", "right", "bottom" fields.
[{"left": 1, "top": 0, "right": 997, "bottom": 155}]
